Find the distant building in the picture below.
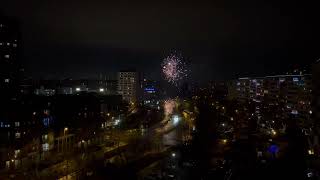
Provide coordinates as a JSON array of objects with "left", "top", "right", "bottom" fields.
[
  {"left": 142, "top": 79, "right": 160, "bottom": 108},
  {"left": 31, "top": 78, "right": 119, "bottom": 95},
  {"left": 235, "top": 74, "right": 312, "bottom": 126},
  {"left": 117, "top": 70, "right": 140, "bottom": 103},
  {"left": 0, "top": 17, "right": 20, "bottom": 101},
  {"left": 0, "top": 17, "right": 22, "bottom": 170},
  {"left": 226, "top": 80, "right": 238, "bottom": 100}
]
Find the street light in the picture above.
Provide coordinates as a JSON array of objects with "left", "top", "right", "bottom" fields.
[
  {"left": 64, "top": 127, "right": 68, "bottom": 136},
  {"left": 63, "top": 127, "right": 68, "bottom": 152},
  {"left": 222, "top": 139, "right": 228, "bottom": 144}
]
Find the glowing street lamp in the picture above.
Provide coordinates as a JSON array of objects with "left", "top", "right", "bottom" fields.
[
  {"left": 64, "top": 127, "right": 68, "bottom": 136},
  {"left": 222, "top": 139, "right": 228, "bottom": 144}
]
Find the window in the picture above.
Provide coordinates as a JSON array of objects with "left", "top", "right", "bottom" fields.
[
  {"left": 4, "top": 54, "right": 10, "bottom": 59},
  {"left": 15, "top": 132, "right": 21, "bottom": 138},
  {"left": 42, "top": 143, "right": 49, "bottom": 151},
  {"left": 6, "top": 42, "right": 10, "bottom": 46},
  {"left": 13, "top": 43, "right": 17, "bottom": 47},
  {"left": 4, "top": 79, "right": 10, "bottom": 83},
  {"left": 6, "top": 161, "right": 10, "bottom": 169},
  {"left": 14, "top": 149, "right": 20, "bottom": 158},
  {"left": 14, "top": 122, "right": 20, "bottom": 127},
  {"left": 42, "top": 134, "right": 48, "bottom": 141}
]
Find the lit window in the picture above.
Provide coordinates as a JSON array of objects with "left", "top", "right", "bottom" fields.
[
  {"left": 42, "top": 143, "right": 49, "bottom": 151},
  {"left": 6, "top": 161, "right": 10, "bottom": 169},
  {"left": 7, "top": 42, "right": 10, "bottom": 46},
  {"left": 4, "top": 54, "right": 10, "bottom": 59},
  {"left": 13, "top": 44, "right": 17, "bottom": 47},
  {"left": 42, "top": 134, "right": 48, "bottom": 141},
  {"left": 0, "top": 42, "right": 2, "bottom": 45},
  {"left": 14, "top": 149, "right": 20, "bottom": 157},
  {"left": 15, "top": 132, "right": 21, "bottom": 138},
  {"left": 4, "top": 79, "right": 10, "bottom": 83},
  {"left": 14, "top": 122, "right": 20, "bottom": 127}
]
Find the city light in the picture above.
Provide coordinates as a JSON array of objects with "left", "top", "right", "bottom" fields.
[
  {"left": 99, "top": 88, "right": 104, "bottom": 92},
  {"left": 171, "top": 153, "right": 176, "bottom": 157},
  {"left": 75, "top": 87, "right": 80, "bottom": 92},
  {"left": 114, "top": 119, "right": 120, "bottom": 126},
  {"left": 308, "top": 149, "right": 315, "bottom": 155},
  {"left": 173, "top": 115, "right": 180, "bottom": 125}
]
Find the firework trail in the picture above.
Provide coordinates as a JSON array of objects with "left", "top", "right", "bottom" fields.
[{"left": 162, "top": 54, "right": 187, "bottom": 85}]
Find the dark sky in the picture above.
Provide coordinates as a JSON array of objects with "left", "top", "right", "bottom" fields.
[{"left": 1, "top": 0, "right": 319, "bottom": 81}]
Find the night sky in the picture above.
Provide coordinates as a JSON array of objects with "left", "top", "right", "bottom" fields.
[{"left": 1, "top": 0, "right": 319, "bottom": 81}]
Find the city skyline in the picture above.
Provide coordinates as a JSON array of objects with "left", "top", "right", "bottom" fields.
[{"left": 1, "top": 1, "right": 320, "bottom": 179}]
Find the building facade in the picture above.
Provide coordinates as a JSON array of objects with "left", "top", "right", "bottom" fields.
[
  {"left": 235, "top": 74, "right": 312, "bottom": 129},
  {"left": 0, "top": 18, "right": 19, "bottom": 101},
  {"left": 117, "top": 71, "right": 139, "bottom": 103}
]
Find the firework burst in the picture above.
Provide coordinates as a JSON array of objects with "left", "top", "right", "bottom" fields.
[{"left": 162, "top": 54, "right": 187, "bottom": 85}]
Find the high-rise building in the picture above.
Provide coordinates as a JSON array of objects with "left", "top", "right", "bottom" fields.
[
  {"left": 0, "top": 17, "right": 19, "bottom": 101},
  {"left": 117, "top": 70, "right": 139, "bottom": 102},
  {"left": 235, "top": 74, "right": 312, "bottom": 125}
]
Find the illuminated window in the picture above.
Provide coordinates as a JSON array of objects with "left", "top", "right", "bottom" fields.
[
  {"left": 14, "top": 122, "right": 20, "bottom": 127},
  {"left": 13, "top": 43, "right": 17, "bottom": 47},
  {"left": 15, "top": 132, "right": 21, "bottom": 138},
  {"left": 4, "top": 54, "right": 10, "bottom": 59},
  {"left": 42, "top": 134, "right": 48, "bottom": 142},
  {"left": 42, "top": 143, "right": 49, "bottom": 151},
  {"left": 14, "top": 149, "right": 20, "bottom": 157},
  {"left": 4, "top": 79, "right": 10, "bottom": 83},
  {"left": 0, "top": 42, "right": 2, "bottom": 45},
  {"left": 7, "top": 42, "right": 10, "bottom": 46}
]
